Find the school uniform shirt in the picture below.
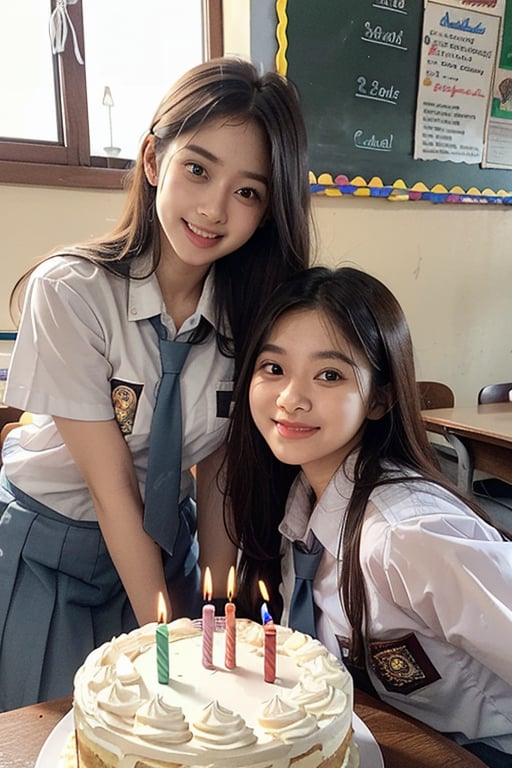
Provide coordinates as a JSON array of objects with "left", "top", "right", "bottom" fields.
[
  {"left": 279, "top": 458, "right": 512, "bottom": 754},
  {"left": 2, "top": 254, "right": 234, "bottom": 520}
]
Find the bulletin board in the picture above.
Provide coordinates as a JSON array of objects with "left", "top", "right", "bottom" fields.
[{"left": 276, "top": 0, "right": 512, "bottom": 203}]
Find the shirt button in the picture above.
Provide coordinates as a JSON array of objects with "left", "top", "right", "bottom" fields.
[{"left": 130, "top": 307, "right": 138, "bottom": 316}]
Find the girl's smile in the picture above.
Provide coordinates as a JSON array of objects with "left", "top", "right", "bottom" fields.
[
  {"left": 274, "top": 419, "right": 320, "bottom": 439},
  {"left": 249, "top": 308, "right": 381, "bottom": 498}
]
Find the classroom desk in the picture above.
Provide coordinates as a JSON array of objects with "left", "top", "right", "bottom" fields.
[
  {"left": 0, "top": 690, "right": 486, "bottom": 768},
  {"left": 422, "top": 402, "right": 512, "bottom": 493}
]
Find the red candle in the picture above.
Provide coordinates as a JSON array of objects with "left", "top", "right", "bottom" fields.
[
  {"left": 224, "top": 566, "right": 236, "bottom": 669},
  {"left": 202, "top": 567, "right": 215, "bottom": 670},
  {"left": 264, "top": 623, "right": 276, "bottom": 683},
  {"left": 259, "top": 580, "right": 276, "bottom": 683}
]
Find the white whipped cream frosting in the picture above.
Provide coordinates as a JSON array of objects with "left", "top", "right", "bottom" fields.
[
  {"left": 192, "top": 701, "right": 257, "bottom": 749},
  {"left": 286, "top": 678, "right": 347, "bottom": 719},
  {"left": 134, "top": 694, "right": 192, "bottom": 745},
  {"left": 258, "top": 695, "right": 319, "bottom": 742},
  {"left": 73, "top": 618, "right": 356, "bottom": 768}
]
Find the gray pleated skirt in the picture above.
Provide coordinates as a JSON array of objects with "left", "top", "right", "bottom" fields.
[{"left": 0, "top": 471, "right": 201, "bottom": 711}]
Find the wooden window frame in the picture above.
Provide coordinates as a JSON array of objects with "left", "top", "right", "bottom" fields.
[{"left": 0, "top": 0, "right": 223, "bottom": 190}]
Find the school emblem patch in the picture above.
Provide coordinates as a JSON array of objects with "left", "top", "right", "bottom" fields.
[
  {"left": 110, "top": 379, "right": 143, "bottom": 435},
  {"left": 369, "top": 633, "right": 441, "bottom": 694}
]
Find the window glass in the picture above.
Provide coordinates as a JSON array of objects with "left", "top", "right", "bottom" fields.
[
  {"left": 0, "top": 0, "right": 58, "bottom": 142},
  {"left": 82, "top": 0, "right": 204, "bottom": 161}
]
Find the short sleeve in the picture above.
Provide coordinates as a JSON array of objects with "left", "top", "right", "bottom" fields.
[{"left": 6, "top": 258, "right": 115, "bottom": 420}]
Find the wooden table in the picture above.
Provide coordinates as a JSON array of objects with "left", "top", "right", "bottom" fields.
[
  {"left": 422, "top": 402, "right": 512, "bottom": 493},
  {"left": 0, "top": 690, "right": 486, "bottom": 768}
]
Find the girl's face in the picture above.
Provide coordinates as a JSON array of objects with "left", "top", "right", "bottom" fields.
[
  {"left": 144, "top": 117, "right": 270, "bottom": 273},
  {"left": 249, "top": 308, "right": 383, "bottom": 499}
]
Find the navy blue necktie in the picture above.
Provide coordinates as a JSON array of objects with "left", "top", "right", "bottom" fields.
[
  {"left": 143, "top": 316, "right": 191, "bottom": 554},
  {"left": 288, "top": 534, "right": 324, "bottom": 637}
]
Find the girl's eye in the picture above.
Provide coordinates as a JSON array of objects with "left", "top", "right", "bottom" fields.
[
  {"left": 318, "top": 370, "right": 342, "bottom": 382},
  {"left": 237, "top": 187, "right": 261, "bottom": 202},
  {"left": 262, "top": 362, "right": 283, "bottom": 375},
  {"left": 185, "top": 162, "right": 206, "bottom": 177}
]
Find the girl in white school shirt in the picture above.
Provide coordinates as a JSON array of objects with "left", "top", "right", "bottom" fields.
[
  {"left": 0, "top": 57, "right": 312, "bottom": 710},
  {"left": 224, "top": 267, "right": 512, "bottom": 768}
]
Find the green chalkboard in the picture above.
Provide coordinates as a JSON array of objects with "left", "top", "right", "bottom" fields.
[{"left": 277, "top": 0, "right": 512, "bottom": 201}]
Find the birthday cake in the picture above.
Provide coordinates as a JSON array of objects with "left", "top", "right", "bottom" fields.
[{"left": 71, "top": 618, "right": 358, "bottom": 768}]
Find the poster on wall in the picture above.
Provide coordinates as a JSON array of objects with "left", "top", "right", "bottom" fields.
[
  {"left": 277, "top": 0, "right": 512, "bottom": 202},
  {"left": 483, "top": 0, "right": 512, "bottom": 166},
  {"left": 414, "top": 1, "right": 501, "bottom": 164}
]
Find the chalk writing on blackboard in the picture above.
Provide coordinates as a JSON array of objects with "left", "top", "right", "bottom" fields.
[{"left": 276, "top": 0, "right": 512, "bottom": 203}]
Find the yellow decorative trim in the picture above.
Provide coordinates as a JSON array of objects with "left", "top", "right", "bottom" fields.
[
  {"left": 411, "top": 182, "right": 430, "bottom": 192},
  {"left": 275, "top": 0, "right": 288, "bottom": 76},
  {"left": 308, "top": 171, "right": 512, "bottom": 201},
  {"left": 388, "top": 190, "right": 410, "bottom": 202}
]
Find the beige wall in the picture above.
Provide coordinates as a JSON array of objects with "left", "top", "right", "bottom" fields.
[
  {"left": 1, "top": 182, "right": 510, "bottom": 406},
  {"left": 312, "top": 196, "right": 512, "bottom": 406},
  {"left": 0, "top": 184, "right": 124, "bottom": 326},
  {"left": 1, "top": 1, "right": 511, "bottom": 406}
]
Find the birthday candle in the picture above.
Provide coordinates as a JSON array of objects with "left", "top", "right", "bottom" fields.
[
  {"left": 259, "top": 580, "right": 276, "bottom": 683},
  {"left": 264, "top": 623, "right": 276, "bottom": 683},
  {"left": 225, "top": 565, "right": 236, "bottom": 669},
  {"left": 202, "top": 566, "right": 215, "bottom": 669},
  {"left": 156, "top": 593, "right": 169, "bottom": 684}
]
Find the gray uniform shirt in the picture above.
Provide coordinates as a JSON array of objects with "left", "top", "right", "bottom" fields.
[
  {"left": 279, "top": 458, "right": 512, "bottom": 752},
  {"left": 3, "top": 255, "right": 233, "bottom": 520}
]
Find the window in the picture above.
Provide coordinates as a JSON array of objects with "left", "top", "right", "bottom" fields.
[{"left": 0, "top": 0, "right": 223, "bottom": 190}]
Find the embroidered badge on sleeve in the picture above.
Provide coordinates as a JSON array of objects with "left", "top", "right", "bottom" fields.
[
  {"left": 110, "top": 379, "right": 143, "bottom": 435},
  {"left": 369, "top": 633, "right": 441, "bottom": 695}
]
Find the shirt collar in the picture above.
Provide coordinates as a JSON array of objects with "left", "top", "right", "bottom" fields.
[
  {"left": 279, "top": 454, "right": 357, "bottom": 557},
  {"left": 127, "top": 263, "right": 225, "bottom": 334}
]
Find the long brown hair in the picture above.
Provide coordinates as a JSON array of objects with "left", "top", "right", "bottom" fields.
[
  {"left": 223, "top": 266, "right": 510, "bottom": 661},
  {"left": 11, "top": 57, "right": 312, "bottom": 368}
]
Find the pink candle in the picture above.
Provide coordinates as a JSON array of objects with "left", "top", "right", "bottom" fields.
[
  {"left": 202, "top": 567, "right": 215, "bottom": 669},
  {"left": 224, "top": 566, "right": 236, "bottom": 669},
  {"left": 202, "top": 604, "right": 215, "bottom": 669},
  {"left": 224, "top": 602, "right": 236, "bottom": 669},
  {"left": 264, "top": 623, "right": 276, "bottom": 683}
]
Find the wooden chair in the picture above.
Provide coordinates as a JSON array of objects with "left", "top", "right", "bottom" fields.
[
  {"left": 417, "top": 380, "right": 455, "bottom": 410},
  {"left": 417, "top": 381, "right": 458, "bottom": 480},
  {"left": 477, "top": 382, "right": 512, "bottom": 404}
]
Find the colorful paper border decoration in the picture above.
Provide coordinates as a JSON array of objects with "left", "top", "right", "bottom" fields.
[
  {"left": 276, "top": 0, "right": 512, "bottom": 204},
  {"left": 309, "top": 172, "right": 512, "bottom": 204}
]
